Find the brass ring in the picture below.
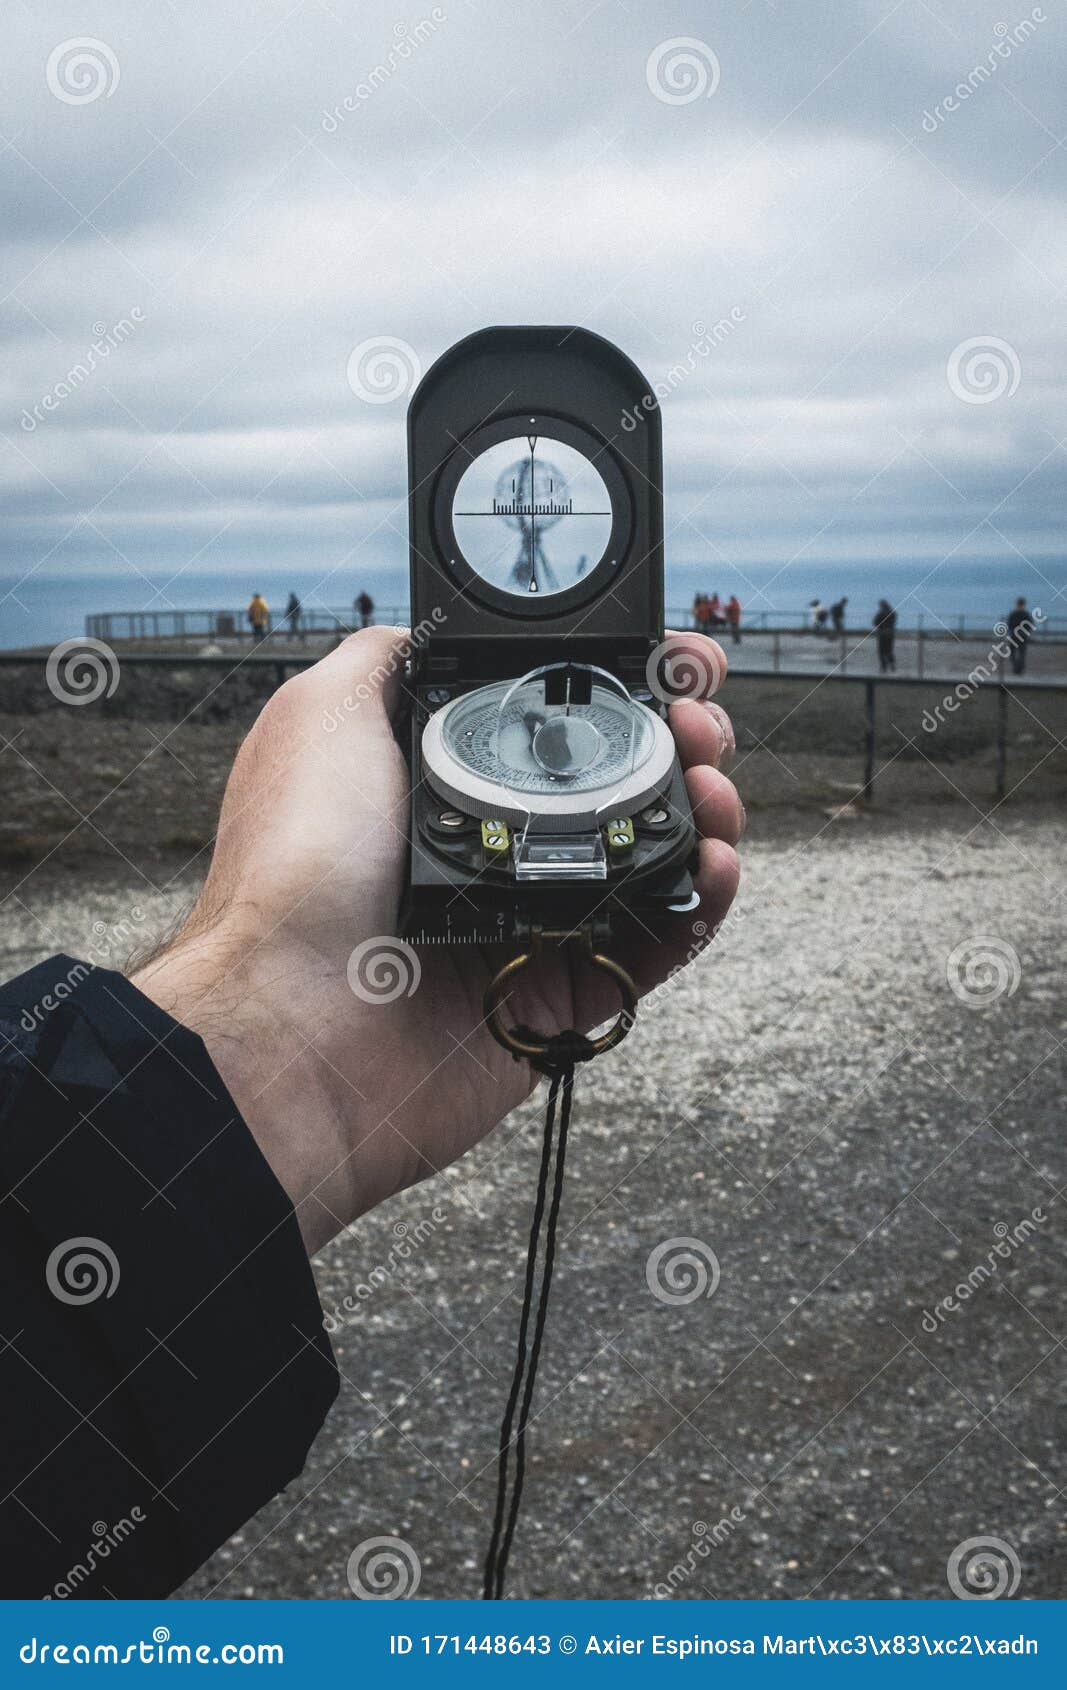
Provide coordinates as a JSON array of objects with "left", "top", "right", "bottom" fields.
[{"left": 484, "top": 938, "right": 638, "bottom": 1063}]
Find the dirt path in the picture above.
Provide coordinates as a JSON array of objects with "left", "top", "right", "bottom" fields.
[{"left": 4, "top": 812, "right": 1063, "bottom": 1601}]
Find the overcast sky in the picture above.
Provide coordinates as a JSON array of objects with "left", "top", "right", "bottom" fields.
[{"left": 2, "top": 0, "right": 1065, "bottom": 621}]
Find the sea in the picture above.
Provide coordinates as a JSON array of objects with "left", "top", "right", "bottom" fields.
[{"left": 1, "top": 557, "right": 1064, "bottom": 650}]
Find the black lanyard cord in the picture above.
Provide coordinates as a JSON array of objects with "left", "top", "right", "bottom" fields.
[
  {"left": 483, "top": 1045, "right": 582, "bottom": 1600},
  {"left": 479, "top": 937, "right": 637, "bottom": 1601}
]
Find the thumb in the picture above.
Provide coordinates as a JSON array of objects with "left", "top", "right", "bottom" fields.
[{"left": 311, "top": 625, "right": 413, "bottom": 723}]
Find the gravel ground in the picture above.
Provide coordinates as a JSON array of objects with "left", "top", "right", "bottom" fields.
[{"left": 3, "top": 807, "right": 1064, "bottom": 1602}]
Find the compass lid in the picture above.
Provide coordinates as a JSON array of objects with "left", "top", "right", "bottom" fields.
[{"left": 407, "top": 326, "right": 664, "bottom": 684}]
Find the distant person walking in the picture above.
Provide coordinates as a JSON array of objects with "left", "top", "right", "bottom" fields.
[
  {"left": 809, "top": 598, "right": 828, "bottom": 635},
  {"left": 1005, "top": 596, "right": 1035, "bottom": 675},
  {"left": 873, "top": 599, "right": 897, "bottom": 673},
  {"left": 707, "top": 592, "right": 723, "bottom": 629},
  {"left": 285, "top": 591, "right": 304, "bottom": 643},
  {"left": 830, "top": 596, "right": 848, "bottom": 634},
  {"left": 693, "top": 592, "right": 710, "bottom": 631},
  {"left": 247, "top": 593, "right": 269, "bottom": 643},
  {"left": 725, "top": 595, "right": 742, "bottom": 645},
  {"left": 355, "top": 591, "right": 375, "bottom": 629}
]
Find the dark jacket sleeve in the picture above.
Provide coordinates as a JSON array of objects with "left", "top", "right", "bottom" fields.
[{"left": 0, "top": 956, "right": 338, "bottom": 1598}]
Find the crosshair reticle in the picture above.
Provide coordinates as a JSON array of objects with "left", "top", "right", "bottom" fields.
[{"left": 452, "top": 434, "right": 613, "bottom": 595}]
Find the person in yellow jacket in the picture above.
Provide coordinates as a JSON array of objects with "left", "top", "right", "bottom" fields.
[{"left": 247, "top": 593, "right": 269, "bottom": 642}]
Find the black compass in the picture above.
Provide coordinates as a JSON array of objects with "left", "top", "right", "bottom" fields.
[{"left": 403, "top": 325, "right": 697, "bottom": 945}]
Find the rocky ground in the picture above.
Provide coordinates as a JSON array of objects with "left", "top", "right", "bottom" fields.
[{"left": 3, "top": 796, "right": 1064, "bottom": 1602}]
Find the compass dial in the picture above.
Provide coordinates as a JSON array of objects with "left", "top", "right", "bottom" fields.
[
  {"left": 421, "top": 675, "right": 677, "bottom": 831},
  {"left": 451, "top": 435, "right": 613, "bottom": 596}
]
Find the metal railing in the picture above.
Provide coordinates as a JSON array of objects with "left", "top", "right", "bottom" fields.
[
  {"left": 84, "top": 606, "right": 410, "bottom": 643},
  {"left": 672, "top": 607, "right": 1067, "bottom": 637},
  {"left": 82, "top": 604, "right": 1067, "bottom": 652},
  {"left": 4, "top": 649, "right": 1062, "bottom": 802}
]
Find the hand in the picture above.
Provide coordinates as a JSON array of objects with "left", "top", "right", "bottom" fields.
[{"left": 132, "top": 629, "right": 742, "bottom": 1254}]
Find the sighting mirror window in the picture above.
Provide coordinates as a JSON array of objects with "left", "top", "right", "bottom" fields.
[{"left": 451, "top": 435, "right": 614, "bottom": 595}]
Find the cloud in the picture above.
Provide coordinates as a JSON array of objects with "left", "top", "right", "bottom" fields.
[{"left": 2, "top": 0, "right": 1065, "bottom": 610}]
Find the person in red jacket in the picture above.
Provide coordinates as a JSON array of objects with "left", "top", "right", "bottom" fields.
[{"left": 725, "top": 595, "right": 742, "bottom": 645}]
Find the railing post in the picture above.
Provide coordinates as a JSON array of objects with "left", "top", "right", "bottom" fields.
[
  {"left": 996, "top": 684, "right": 1007, "bottom": 800},
  {"left": 840, "top": 630, "right": 847, "bottom": 674},
  {"left": 863, "top": 679, "right": 877, "bottom": 795},
  {"left": 917, "top": 628, "right": 925, "bottom": 679},
  {"left": 773, "top": 628, "right": 780, "bottom": 673}
]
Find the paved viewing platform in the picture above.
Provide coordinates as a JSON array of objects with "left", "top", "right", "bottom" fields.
[{"left": 75, "top": 605, "right": 1067, "bottom": 683}]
